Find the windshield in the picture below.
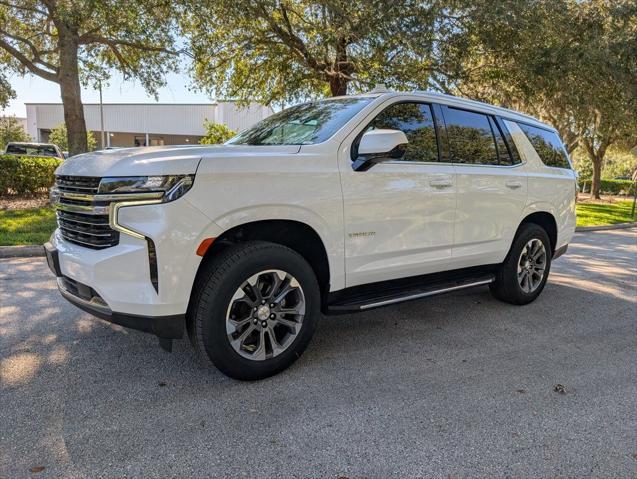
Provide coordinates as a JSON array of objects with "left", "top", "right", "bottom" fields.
[
  {"left": 228, "top": 97, "right": 374, "bottom": 145},
  {"left": 6, "top": 144, "right": 58, "bottom": 157}
]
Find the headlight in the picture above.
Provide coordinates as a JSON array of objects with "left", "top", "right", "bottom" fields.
[{"left": 98, "top": 175, "right": 194, "bottom": 202}]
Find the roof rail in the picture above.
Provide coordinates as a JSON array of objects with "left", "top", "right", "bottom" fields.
[{"left": 411, "top": 90, "right": 543, "bottom": 125}]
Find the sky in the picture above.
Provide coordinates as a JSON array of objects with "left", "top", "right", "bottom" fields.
[{"left": 2, "top": 70, "right": 213, "bottom": 117}]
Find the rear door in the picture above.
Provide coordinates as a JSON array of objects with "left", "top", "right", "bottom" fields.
[
  {"left": 438, "top": 106, "right": 528, "bottom": 266},
  {"left": 339, "top": 100, "right": 457, "bottom": 287}
]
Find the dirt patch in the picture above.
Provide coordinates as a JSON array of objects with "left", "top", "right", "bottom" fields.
[
  {"left": 0, "top": 196, "right": 50, "bottom": 210},
  {"left": 577, "top": 193, "right": 634, "bottom": 205}
]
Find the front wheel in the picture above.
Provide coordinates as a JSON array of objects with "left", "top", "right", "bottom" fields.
[
  {"left": 490, "top": 223, "right": 552, "bottom": 305},
  {"left": 188, "top": 241, "right": 320, "bottom": 380}
]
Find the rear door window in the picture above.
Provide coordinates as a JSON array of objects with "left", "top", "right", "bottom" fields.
[
  {"left": 443, "top": 108, "right": 498, "bottom": 165},
  {"left": 516, "top": 123, "right": 571, "bottom": 169}
]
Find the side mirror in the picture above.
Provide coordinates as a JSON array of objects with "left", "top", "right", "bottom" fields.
[{"left": 352, "top": 129, "right": 409, "bottom": 171}]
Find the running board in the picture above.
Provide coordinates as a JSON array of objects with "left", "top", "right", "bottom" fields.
[{"left": 327, "top": 274, "right": 495, "bottom": 313}]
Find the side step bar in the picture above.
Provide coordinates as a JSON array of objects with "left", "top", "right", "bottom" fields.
[{"left": 327, "top": 275, "right": 495, "bottom": 313}]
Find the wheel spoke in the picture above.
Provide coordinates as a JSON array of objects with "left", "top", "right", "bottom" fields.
[
  {"left": 227, "top": 317, "right": 252, "bottom": 334},
  {"left": 273, "top": 317, "right": 299, "bottom": 333},
  {"left": 266, "top": 326, "right": 286, "bottom": 355},
  {"left": 242, "top": 273, "right": 262, "bottom": 303},
  {"left": 251, "top": 329, "right": 267, "bottom": 360},
  {"left": 226, "top": 269, "right": 306, "bottom": 361},
  {"left": 230, "top": 324, "right": 255, "bottom": 350}
]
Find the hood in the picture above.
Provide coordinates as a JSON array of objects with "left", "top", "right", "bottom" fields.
[{"left": 55, "top": 144, "right": 301, "bottom": 178}]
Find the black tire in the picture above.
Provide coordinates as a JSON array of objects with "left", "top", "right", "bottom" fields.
[
  {"left": 490, "top": 223, "right": 552, "bottom": 305},
  {"left": 187, "top": 241, "right": 320, "bottom": 380}
]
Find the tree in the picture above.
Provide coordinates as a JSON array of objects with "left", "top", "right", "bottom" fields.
[
  {"left": 199, "top": 120, "right": 236, "bottom": 145},
  {"left": 0, "top": 73, "right": 14, "bottom": 109},
  {"left": 181, "top": 0, "right": 451, "bottom": 104},
  {"left": 48, "top": 123, "right": 96, "bottom": 153},
  {"left": 0, "top": 1, "right": 180, "bottom": 155},
  {"left": 445, "top": 0, "right": 637, "bottom": 199},
  {"left": 0, "top": 116, "right": 30, "bottom": 150}
]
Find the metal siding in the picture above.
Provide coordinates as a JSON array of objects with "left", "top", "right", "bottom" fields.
[{"left": 26, "top": 103, "right": 273, "bottom": 137}]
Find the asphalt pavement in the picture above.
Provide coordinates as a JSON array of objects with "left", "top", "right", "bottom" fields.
[{"left": 1, "top": 229, "right": 636, "bottom": 478}]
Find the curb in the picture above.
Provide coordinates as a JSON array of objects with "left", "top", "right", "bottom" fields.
[
  {"left": 575, "top": 222, "right": 637, "bottom": 232},
  {"left": 0, "top": 245, "right": 45, "bottom": 258}
]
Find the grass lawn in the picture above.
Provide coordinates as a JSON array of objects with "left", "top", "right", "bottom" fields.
[
  {"left": 0, "top": 207, "right": 57, "bottom": 246},
  {"left": 576, "top": 199, "right": 637, "bottom": 227}
]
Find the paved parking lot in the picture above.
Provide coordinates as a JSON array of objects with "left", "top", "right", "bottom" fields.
[{"left": 1, "top": 229, "right": 636, "bottom": 478}]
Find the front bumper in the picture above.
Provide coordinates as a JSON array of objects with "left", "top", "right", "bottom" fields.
[
  {"left": 46, "top": 197, "right": 223, "bottom": 339},
  {"left": 45, "top": 242, "right": 184, "bottom": 339}
]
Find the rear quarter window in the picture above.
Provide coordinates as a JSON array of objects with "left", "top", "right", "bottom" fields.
[{"left": 516, "top": 123, "right": 571, "bottom": 169}]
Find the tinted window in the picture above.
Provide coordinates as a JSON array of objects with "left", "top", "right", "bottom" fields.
[
  {"left": 489, "top": 117, "right": 513, "bottom": 165},
  {"left": 6, "top": 144, "right": 57, "bottom": 157},
  {"left": 228, "top": 97, "right": 374, "bottom": 145},
  {"left": 365, "top": 102, "right": 438, "bottom": 162},
  {"left": 516, "top": 123, "right": 571, "bottom": 169},
  {"left": 444, "top": 108, "right": 498, "bottom": 165}
]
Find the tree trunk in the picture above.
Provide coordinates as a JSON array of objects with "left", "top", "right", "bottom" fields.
[
  {"left": 57, "top": 28, "right": 87, "bottom": 156},
  {"left": 329, "top": 76, "right": 348, "bottom": 96},
  {"left": 328, "top": 38, "right": 350, "bottom": 96},
  {"left": 591, "top": 155, "right": 603, "bottom": 200}
]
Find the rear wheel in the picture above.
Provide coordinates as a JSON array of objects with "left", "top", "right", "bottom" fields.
[
  {"left": 188, "top": 241, "right": 320, "bottom": 380},
  {"left": 490, "top": 223, "right": 552, "bottom": 305}
]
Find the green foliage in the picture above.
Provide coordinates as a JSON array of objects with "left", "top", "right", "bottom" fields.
[
  {"left": 182, "top": 1, "right": 448, "bottom": 103},
  {"left": 0, "top": 116, "right": 30, "bottom": 150},
  {"left": 572, "top": 147, "right": 637, "bottom": 180},
  {"left": 0, "top": 1, "right": 181, "bottom": 154},
  {"left": 0, "top": 1, "right": 180, "bottom": 95},
  {"left": 48, "top": 124, "right": 96, "bottom": 152},
  {"left": 602, "top": 149, "right": 637, "bottom": 179},
  {"left": 0, "top": 207, "right": 57, "bottom": 246},
  {"left": 0, "top": 155, "right": 62, "bottom": 195},
  {"left": 0, "top": 73, "right": 15, "bottom": 109},
  {"left": 578, "top": 179, "right": 635, "bottom": 196},
  {"left": 199, "top": 120, "right": 236, "bottom": 145},
  {"left": 447, "top": 0, "right": 637, "bottom": 198},
  {"left": 576, "top": 200, "right": 636, "bottom": 227}
]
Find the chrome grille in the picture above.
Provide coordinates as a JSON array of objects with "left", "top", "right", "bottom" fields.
[
  {"left": 54, "top": 175, "right": 119, "bottom": 249},
  {"left": 56, "top": 210, "right": 119, "bottom": 249},
  {"left": 55, "top": 175, "right": 100, "bottom": 194}
]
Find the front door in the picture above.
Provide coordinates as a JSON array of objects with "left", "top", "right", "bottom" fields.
[{"left": 339, "top": 100, "right": 457, "bottom": 287}]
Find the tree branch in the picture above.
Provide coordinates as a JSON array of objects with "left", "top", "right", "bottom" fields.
[
  {"left": 78, "top": 33, "right": 180, "bottom": 55},
  {"left": 0, "top": 36, "right": 58, "bottom": 81},
  {"left": 0, "top": 0, "right": 47, "bottom": 16},
  {"left": 0, "top": 29, "right": 57, "bottom": 71}
]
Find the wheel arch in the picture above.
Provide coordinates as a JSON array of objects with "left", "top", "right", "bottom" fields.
[
  {"left": 517, "top": 211, "right": 558, "bottom": 254},
  {"left": 190, "top": 219, "right": 332, "bottom": 308}
]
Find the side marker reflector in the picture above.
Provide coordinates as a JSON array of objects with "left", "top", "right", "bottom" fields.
[{"left": 196, "top": 237, "right": 216, "bottom": 256}]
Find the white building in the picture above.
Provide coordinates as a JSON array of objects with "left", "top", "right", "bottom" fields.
[{"left": 25, "top": 102, "right": 273, "bottom": 148}]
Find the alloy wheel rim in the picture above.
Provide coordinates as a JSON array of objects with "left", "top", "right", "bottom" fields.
[
  {"left": 517, "top": 239, "right": 547, "bottom": 293},
  {"left": 225, "top": 269, "right": 305, "bottom": 360}
]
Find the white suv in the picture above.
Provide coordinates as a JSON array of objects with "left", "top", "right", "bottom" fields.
[{"left": 45, "top": 91, "right": 576, "bottom": 379}]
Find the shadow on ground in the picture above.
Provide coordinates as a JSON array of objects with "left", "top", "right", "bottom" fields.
[{"left": 1, "top": 229, "right": 636, "bottom": 478}]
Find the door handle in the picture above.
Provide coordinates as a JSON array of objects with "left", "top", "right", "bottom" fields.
[
  {"left": 429, "top": 178, "right": 453, "bottom": 188},
  {"left": 505, "top": 181, "right": 523, "bottom": 189}
]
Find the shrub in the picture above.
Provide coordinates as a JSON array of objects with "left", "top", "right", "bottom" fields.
[
  {"left": 199, "top": 120, "right": 236, "bottom": 144},
  {"left": 579, "top": 178, "right": 636, "bottom": 195},
  {"left": 0, "top": 155, "right": 62, "bottom": 195},
  {"left": 48, "top": 123, "right": 97, "bottom": 152}
]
